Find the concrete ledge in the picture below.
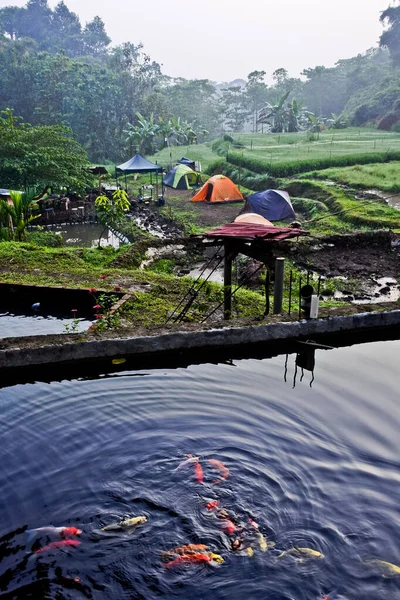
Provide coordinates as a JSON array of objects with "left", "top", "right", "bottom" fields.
[{"left": 1, "top": 310, "right": 400, "bottom": 371}]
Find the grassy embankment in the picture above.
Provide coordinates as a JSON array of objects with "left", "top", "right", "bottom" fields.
[
  {"left": 0, "top": 242, "right": 267, "bottom": 326},
  {"left": 298, "top": 162, "right": 400, "bottom": 193}
]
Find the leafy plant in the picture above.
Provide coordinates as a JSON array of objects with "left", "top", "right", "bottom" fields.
[
  {"left": 95, "top": 189, "right": 130, "bottom": 246},
  {"left": 1, "top": 189, "right": 41, "bottom": 241}
]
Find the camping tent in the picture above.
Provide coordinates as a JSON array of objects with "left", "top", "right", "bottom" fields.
[
  {"left": 247, "top": 190, "right": 295, "bottom": 221},
  {"left": 115, "top": 153, "right": 163, "bottom": 196},
  {"left": 116, "top": 154, "right": 162, "bottom": 174},
  {"left": 191, "top": 175, "right": 243, "bottom": 203},
  {"left": 177, "top": 157, "right": 196, "bottom": 170},
  {"left": 163, "top": 164, "right": 201, "bottom": 190}
]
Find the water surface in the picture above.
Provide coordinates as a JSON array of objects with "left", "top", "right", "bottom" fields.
[{"left": 0, "top": 339, "right": 399, "bottom": 599}]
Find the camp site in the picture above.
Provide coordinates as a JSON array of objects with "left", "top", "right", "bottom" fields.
[{"left": 1, "top": 1, "right": 400, "bottom": 599}]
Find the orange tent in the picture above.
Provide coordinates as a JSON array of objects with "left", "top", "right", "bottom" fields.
[{"left": 191, "top": 175, "right": 243, "bottom": 203}]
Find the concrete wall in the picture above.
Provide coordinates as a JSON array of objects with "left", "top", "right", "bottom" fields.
[{"left": 1, "top": 310, "right": 400, "bottom": 372}]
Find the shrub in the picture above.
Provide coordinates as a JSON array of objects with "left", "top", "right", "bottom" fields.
[{"left": 26, "top": 230, "right": 64, "bottom": 247}]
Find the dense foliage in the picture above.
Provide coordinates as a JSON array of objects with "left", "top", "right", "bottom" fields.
[
  {"left": 0, "top": 108, "right": 91, "bottom": 189},
  {"left": 1, "top": 0, "right": 400, "bottom": 163}
]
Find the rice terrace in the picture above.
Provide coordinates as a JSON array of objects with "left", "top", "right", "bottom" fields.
[{"left": 1, "top": 1, "right": 400, "bottom": 599}]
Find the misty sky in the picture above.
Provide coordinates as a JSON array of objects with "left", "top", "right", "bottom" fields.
[{"left": 1, "top": 0, "right": 394, "bottom": 82}]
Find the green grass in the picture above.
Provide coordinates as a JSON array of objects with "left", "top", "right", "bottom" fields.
[
  {"left": 299, "top": 161, "right": 400, "bottom": 193},
  {"left": 228, "top": 128, "right": 400, "bottom": 164},
  {"left": 150, "top": 143, "right": 220, "bottom": 172},
  {"left": 285, "top": 180, "right": 400, "bottom": 231}
]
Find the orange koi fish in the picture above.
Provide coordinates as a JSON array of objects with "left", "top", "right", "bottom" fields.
[
  {"left": 165, "top": 552, "right": 223, "bottom": 568},
  {"left": 206, "top": 500, "right": 219, "bottom": 510},
  {"left": 28, "top": 526, "right": 82, "bottom": 539},
  {"left": 161, "top": 544, "right": 208, "bottom": 557},
  {"left": 207, "top": 459, "right": 229, "bottom": 484},
  {"left": 194, "top": 462, "right": 204, "bottom": 483},
  {"left": 34, "top": 539, "right": 81, "bottom": 554}
]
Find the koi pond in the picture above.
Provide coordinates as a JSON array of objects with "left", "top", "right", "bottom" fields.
[{"left": 0, "top": 338, "right": 399, "bottom": 599}]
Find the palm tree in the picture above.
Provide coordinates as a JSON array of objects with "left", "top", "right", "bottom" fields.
[{"left": 1, "top": 190, "right": 41, "bottom": 241}]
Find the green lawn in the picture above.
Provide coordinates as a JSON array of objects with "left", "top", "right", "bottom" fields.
[
  {"left": 150, "top": 143, "right": 220, "bottom": 172},
  {"left": 299, "top": 161, "right": 400, "bottom": 193},
  {"left": 229, "top": 128, "right": 400, "bottom": 164},
  {"left": 148, "top": 129, "right": 400, "bottom": 174}
]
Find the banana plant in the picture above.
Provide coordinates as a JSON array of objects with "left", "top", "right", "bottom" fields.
[
  {"left": 327, "top": 112, "right": 348, "bottom": 129},
  {"left": 1, "top": 190, "right": 41, "bottom": 241},
  {"left": 257, "top": 91, "right": 290, "bottom": 132},
  {"left": 123, "top": 112, "right": 157, "bottom": 154}
]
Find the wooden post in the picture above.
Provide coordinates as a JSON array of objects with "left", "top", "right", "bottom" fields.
[
  {"left": 223, "top": 243, "right": 233, "bottom": 320},
  {"left": 264, "top": 267, "right": 270, "bottom": 316},
  {"left": 273, "top": 257, "right": 285, "bottom": 314}
]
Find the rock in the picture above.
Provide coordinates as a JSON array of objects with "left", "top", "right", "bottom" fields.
[{"left": 379, "top": 286, "right": 391, "bottom": 295}]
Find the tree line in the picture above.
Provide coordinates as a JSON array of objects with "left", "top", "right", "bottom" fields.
[{"left": 0, "top": 0, "right": 400, "bottom": 165}]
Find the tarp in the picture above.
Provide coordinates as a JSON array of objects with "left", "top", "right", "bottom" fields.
[
  {"left": 116, "top": 154, "right": 162, "bottom": 173},
  {"left": 247, "top": 189, "right": 296, "bottom": 222},
  {"left": 191, "top": 175, "right": 243, "bottom": 203},
  {"left": 163, "top": 164, "right": 201, "bottom": 189},
  {"left": 178, "top": 157, "right": 196, "bottom": 170},
  {"left": 205, "top": 222, "right": 308, "bottom": 241}
]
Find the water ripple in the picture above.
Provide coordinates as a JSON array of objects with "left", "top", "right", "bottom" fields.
[{"left": 0, "top": 339, "right": 399, "bottom": 599}]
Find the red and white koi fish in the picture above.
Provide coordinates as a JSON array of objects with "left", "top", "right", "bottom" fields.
[
  {"left": 194, "top": 462, "right": 204, "bottom": 483},
  {"left": 34, "top": 539, "right": 81, "bottom": 554},
  {"left": 206, "top": 500, "right": 219, "bottom": 510},
  {"left": 165, "top": 552, "right": 223, "bottom": 568},
  {"left": 249, "top": 518, "right": 259, "bottom": 530},
  {"left": 221, "top": 518, "right": 237, "bottom": 535},
  {"left": 27, "top": 526, "right": 82, "bottom": 540},
  {"left": 207, "top": 459, "right": 229, "bottom": 484},
  {"left": 173, "top": 454, "right": 199, "bottom": 472}
]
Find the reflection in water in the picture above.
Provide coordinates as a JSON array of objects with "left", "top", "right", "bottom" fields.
[
  {"left": 0, "top": 313, "right": 92, "bottom": 338},
  {"left": 0, "top": 339, "right": 399, "bottom": 599},
  {"left": 43, "top": 224, "right": 125, "bottom": 248},
  {"left": 284, "top": 341, "right": 334, "bottom": 388}
]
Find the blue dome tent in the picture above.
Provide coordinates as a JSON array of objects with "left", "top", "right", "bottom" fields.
[
  {"left": 247, "top": 190, "right": 296, "bottom": 222},
  {"left": 177, "top": 157, "right": 196, "bottom": 170}
]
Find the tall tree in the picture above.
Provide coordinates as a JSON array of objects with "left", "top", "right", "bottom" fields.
[
  {"left": 0, "top": 6, "right": 22, "bottom": 39},
  {"left": 18, "top": 0, "right": 52, "bottom": 48},
  {"left": 83, "top": 16, "right": 110, "bottom": 56},
  {"left": 50, "top": 1, "right": 82, "bottom": 56},
  {"left": 380, "top": 2, "right": 400, "bottom": 64},
  {"left": 220, "top": 86, "right": 250, "bottom": 132},
  {"left": 246, "top": 70, "right": 269, "bottom": 132}
]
